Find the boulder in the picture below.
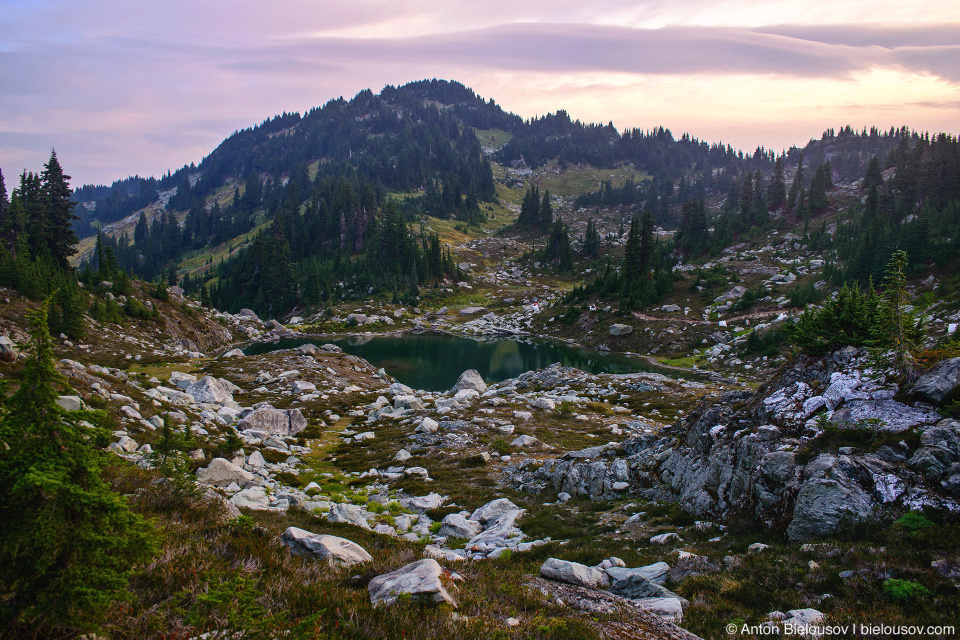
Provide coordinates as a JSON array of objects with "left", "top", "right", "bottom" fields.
[
  {"left": 908, "top": 419, "right": 960, "bottom": 480},
  {"left": 0, "top": 336, "right": 19, "bottom": 361},
  {"left": 417, "top": 417, "right": 439, "bottom": 433},
  {"left": 186, "top": 376, "right": 234, "bottom": 405},
  {"left": 650, "top": 533, "right": 682, "bottom": 545},
  {"left": 540, "top": 558, "right": 607, "bottom": 589},
  {"left": 452, "top": 369, "right": 487, "bottom": 394},
  {"left": 222, "top": 348, "right": 245, "bottom": 358},
  {"left": 197, "top": 457, "right": 256, "bottom": 488},
  {"left": 609, "top": 324, "right": 633, "bottom": 336},
  {"left": 400, "top": 493, "right": 444, "bottom": 513},
  {"left": 247, "top": 450, "right": 266, "bottom": 468},
  {"left": 913, "top": 358, "right": 960, "bottom": 404},
  {"left": 168, "top": 371, "right": 198, "bottom": 391},
  {"left": 229, "top": 486, "right": 271, "bottom": 510},
  {"left": 439, "top": 514, "right": 483, "bottom": 539},
  {"left": 56, "top": 395, "right": 83, "bottom": 411},
  {"left": 291, "top": 380, "right": 317, "bottom": 394},
  {"left": 295, "top": 343, "right": 318, "bottom": 356},
  {"left": 280, "top": 527, "right": 372, "bottom": 567},
  {"left": 238, "top": 308, "right": 260, "bottom": 321},
  {"left": 368, "top": 559, "right": 457, "bottom": 607},
  {"left": 786, "top": 454, "right": 875, "bottom": 541},
  {"left": 326, "top": 503, "right": 371, "bottom": 530},
  {"left": 608, "top": 574, "right": 686, "bottom": 603},
  {"left": 470, "top": 498, "right": 520, "bottom": 524},
  {"left": 511, "top": 435, "right": 541, "bottom": 448},
  {"left": 237, "top": 407, "right": 307, "bottom": 436},
  {"left": 635, "top": 597, "right": 684, "bottom": 621},
  {"left": 467, "top": 509, "right": 524, "bottom": 547},
  {"left": 605, "top": 562, "right": 670, "bottom": 585}
]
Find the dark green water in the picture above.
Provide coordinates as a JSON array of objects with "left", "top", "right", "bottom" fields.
[{"left": 243, "top": 332, "right": 677, "bottom": 391}]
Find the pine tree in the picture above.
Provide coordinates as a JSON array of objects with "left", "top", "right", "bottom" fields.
[
  {"left": 582, "top": 218, "right": 601, "bottom": 258},
  {"left": 0, "top": 300, "right": 156, "bottom": 629},
  {"left": 766, "top": 156, "right": 787, "bottom": 209},
  {"left": 882, "top": 250, "right": 920, "bottom": 383},
  {"left": 788, "top": 152, "right": 805, "bottom": 210},
  {"left": 622, "top": 214, "right": 641, "bottom": 279},
  {"left": 539, "top": 189, "right": 553, "bottom": 228},
  {"left": 639, "top": 210, "right": 655, "bottom": 275},
  {"left": 40, "top": 150, "right": 79, "bottom": 268}
]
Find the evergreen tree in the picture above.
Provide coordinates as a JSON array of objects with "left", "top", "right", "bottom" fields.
[
  {"left": 539, "top": 189, "right": 553, "bottom": 228},
  {"left": 622, "top": 214, "right": 641, "bottom": 279},
  {"left": 582, "top": 218, "right": 601, "bottom": 258},
  {"left": 39, "top": 150, "right": 79, "bottom": 268},
  {"left": 787, "top": 152, "right": 805, "bottom": 209},
  {"left": 766, "top": 156, "right": 787, "bottom": 209},
  {"left": 0, "top": 300, "right": 156, "bottom": 629},
  {"left": 639, "top": 210, "right": 655, "bottom": 275}
]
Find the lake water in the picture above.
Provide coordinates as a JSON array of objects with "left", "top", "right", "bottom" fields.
[{"left": 243, "top": 332, "right": 681, "bottom": 391}]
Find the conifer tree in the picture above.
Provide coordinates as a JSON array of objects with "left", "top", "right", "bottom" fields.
[
  {"left": 766, "top": 156, "right": 787, "bottom": 209},
  {"left": 622, "top": 214, "right": 641, "bottom": 279},
  {"left": 539, "top": 189, "right": 553, "bottom": 228},
  {"left": 639, "top": 210, "right": 655, "bottom": 275},
  {"left": 0, "top": 300, "right": 155, "bottom": 629},
  {"left": 788, "top": 152, "right": 805, "bottom": 209},
  {"left": 40, "top": 150, "right": 79, "bottom": 268}
]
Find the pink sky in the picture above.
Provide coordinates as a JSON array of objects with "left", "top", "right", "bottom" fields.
[{"left": 1, "top": 0, "right": 959, "bottom": 186}]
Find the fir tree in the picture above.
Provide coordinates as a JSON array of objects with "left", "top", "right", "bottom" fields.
[
  {"left": 0, "top": 300, "right": 156, "bottom": 629},
  {"left": 539, "top": 189, "right": 553, "bottom": 228},
  {"left": 766, "top": 156, "right": 787, "bottom": 209},
  {"left": 39, "top": 150, "right": 79, "bottom": 268},
  {"left": 787, "top": 152, "right": 805, "bottom": 210}
]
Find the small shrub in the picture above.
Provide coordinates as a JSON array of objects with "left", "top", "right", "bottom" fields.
[
  {"left": 491, "top": 437, "right": 510, "bottom": 455},
  {"left": 882, "top": 578, "right": 930, "bottom": 601},
  {"left": 894, "top": 511, "right": 935, "bottom": 533}
]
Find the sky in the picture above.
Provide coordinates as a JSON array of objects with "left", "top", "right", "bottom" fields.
[{"left": 1, "top": 0, "right": 959, "bottom": 187}]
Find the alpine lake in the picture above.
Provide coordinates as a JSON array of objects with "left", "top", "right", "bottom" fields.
[{"left": 243, "top": 331, "right": 694, "bottom": 391}]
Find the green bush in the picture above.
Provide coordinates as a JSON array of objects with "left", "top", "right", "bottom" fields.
[
  {"left": 882, "top": 578, "right": 930, "bottom": 601},
  {"left": 894, "top": 511, "right": 935, "bottom": 533}
]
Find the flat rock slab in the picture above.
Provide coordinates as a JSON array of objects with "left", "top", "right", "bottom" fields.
[
  {"left": 605, "top": 562, "right": 670, "bottom": 585},
  {"left": 280, "top": 527, "right": 372, "bottom": 567},
  {"left": 540, "top": 558, "right": 608, "bottom": 589},
  {"left": 368, "top": 559, "right": 457, "bottom": 607},
  {"left": 635, "top": 597, "right": 684, "bottom": 622},
  {"left": 237, "top": 407, "right": 307, "bottom": 436}
]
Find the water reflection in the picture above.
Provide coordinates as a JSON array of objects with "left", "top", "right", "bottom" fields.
[{"left": 243, "top": 332, "right": 671, "bottom": 391}]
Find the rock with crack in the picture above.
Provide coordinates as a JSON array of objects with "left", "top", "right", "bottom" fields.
[
  {"left": 280, "top": 527, "right": 372, "bottom": 567},
  {"left": 605, "top": 562, "right": 670, "bottom": 585},
  {"left": 368, "top": 559, "right": 457, "bottom": 607}
]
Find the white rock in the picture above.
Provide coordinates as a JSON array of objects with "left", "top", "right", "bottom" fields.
[
  {"left": 229, "top": 486, "right": 271, "bottom": 510},
  {"left": 168, "top": 371, "right": 198, "bottom": 390},
  {"left": 439, "top": 514, "right": 483, "bottom": 539},
  {"left": 281, "top": 527, "right": 373, "bottom": 566},
  {"left": 470, "top": 498, "right": 521, "bottom": 524},
  {"left": 650, "top": 532, "right": 682, "bottom": 545},
  {"left": 368, "top": 559, "right": 457, "bottom": 607},
  {"left": 197, "top": 457, "right": 256, "bottom": 488},
  {"left": 540, "top": 558, "right": 607, "bottom": 589}
]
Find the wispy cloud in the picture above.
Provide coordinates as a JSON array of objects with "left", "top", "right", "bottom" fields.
[{"left": 1, "top": 1, "right": 958, "bottom": 185}]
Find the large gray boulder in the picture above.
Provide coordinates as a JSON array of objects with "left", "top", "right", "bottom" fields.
[
  {"left": 540, "top": 558, "right": 607, "bottom": 589},
  {"left": 228, "top": 486, "right": 271, "bottom": 510},
  {"left": 605, "top": 562, "right": 670, "bottom": 585},
  {"left": 908, "top": 419, "right": 960, "bottom": 482},
  {"left": 438, "top": 514, "right": 483, "bottom": 539},
  {"left": 280, "top": 527, "right": 372, "bottom": 567},
  {"left": 237, "top": 407, "right": 307, "bottom": 436},
  {"left": 169, "top": 371, "right": 198, "bottom": 391},
  {"left": 326, "top": 503, "right": 371, "bottom": 530},
  {"left": 470, "top": 498, "right": 520, "bottom": 524},
  {"left": 913, "top": 358, "right": 960, "bottom": 404},
  {"left": 466, "top": 509, "right": 524, "bottom": 547},
  {"left": 368, "top": 559, "right": 456, "bottom": 607},
  {"left": 609, "top": 324, "right": 633, "bottom": 336},
  {"left": 197, "top": 457, "right": 256, "bottom": 488},
  {"left": 786, "top": 454, "right": 875, "bottom": 541},
  {"left": 452, "top": 369, "right": 487, "bottom": 394},
  {"left": 186, "top": 376, "right": 234, "bottom": 405}
]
